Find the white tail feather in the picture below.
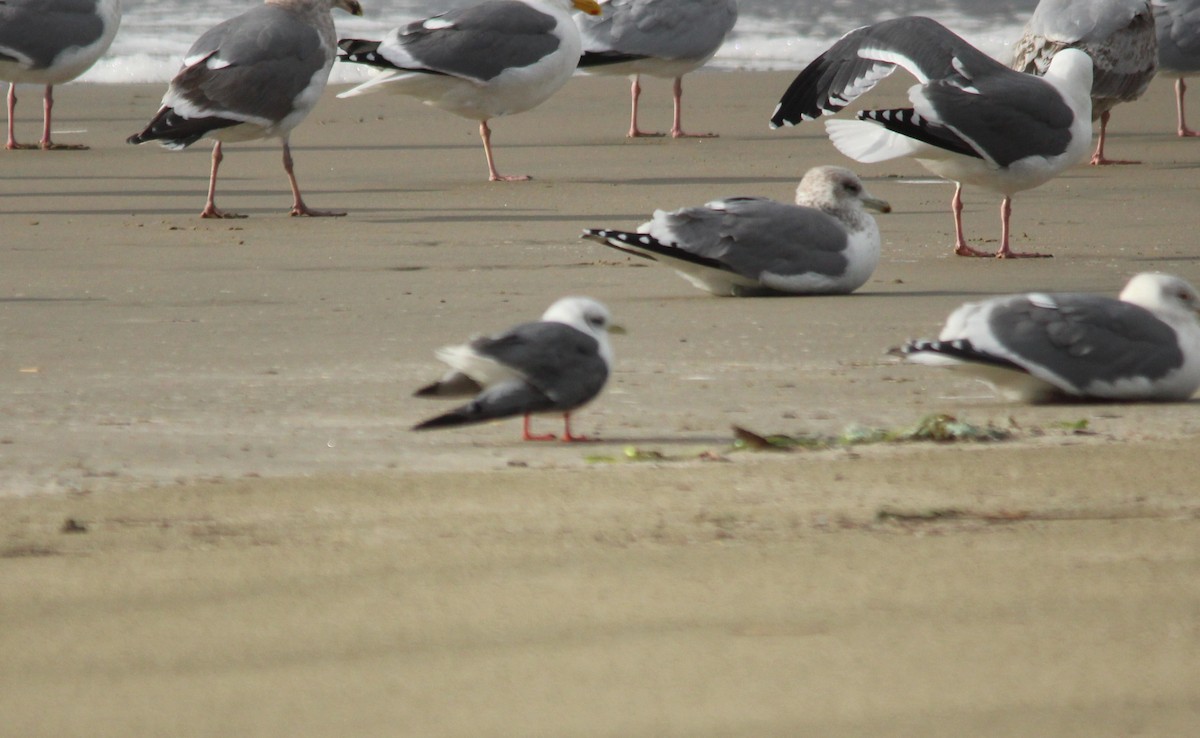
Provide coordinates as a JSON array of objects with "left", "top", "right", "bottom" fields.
[{"left": 824, "top": 119, "right": 923, "bottom": 164}]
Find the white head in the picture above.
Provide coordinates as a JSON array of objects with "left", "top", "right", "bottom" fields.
[
  {"left": 1119, "top": 272, "right": 1200, "bottom": 322},
  {"left": 1042, "top": 48, "right": 1094, "bottom": 110},
  {"left": 542, "top": 296, "right": 617, "bottom": 335},
  {"left": 541, "top": 296, "right": 620, "bottom": 365},
  {"left": 795, "top": 165, "right": 891, "bottom": 220}
]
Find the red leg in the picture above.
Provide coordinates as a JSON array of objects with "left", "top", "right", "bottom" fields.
[
  {"left": 283, "top": 139, "right": 345, "bottom": 217},
  {"left": 994, "top": 196, "right": 1050, "bottom": 259},
  {"left": 480, "top": 120, "right": 530, "bottom": 181},
  {"left": 951, "top": 183, "right": 991, "bottom": 257},
  {"left": 200, "top": 141, "right": 245, "bottom": 219},
  {"left": 669, "top": 76, "right": 716, "bottom": 138},
  {"left": 1090, "top": 110, "right": 1138, "bottom": 165},
  {"left": 1176, "top": 79, "right": 1198, "bottom": 137},
  {"left": 627, "top": 75, "right": 663, "bottom": 138},
  {"left": 521, "top": 414, "right": 556, "bottom": 441},
  {"left": 559, "top": 413, "right": 592, "bottom": 442}
]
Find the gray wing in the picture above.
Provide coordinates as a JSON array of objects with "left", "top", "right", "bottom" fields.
[
  {"left": 0, "top": 0, "right": 105, "bottom": 69},
  {"left": 913, "top": 72, "right": 1077, "bottom": 165},
  {"left": 987, "top": 294, "right": 1185, "bottom": 390},
  {"left": 472, "top": 321, "right": 609, "bottom": 409},
  {"left": 172, "top": 5, "right": 330, "bottom": 123},
  {"left": 385, "top": 0, "right": 561, "bottom": 82},
  {"left": 1156, "top": 0, "right": 1200, "bottom": 73},
  {"left": 771, "top": 17, "right": 1015, "bottom": 127},
  {"left": 648, "top": 199, "right": 852, "bottom": 280},
  {"left": 578, "top": 0, "right": 737, "bottom": 60}
]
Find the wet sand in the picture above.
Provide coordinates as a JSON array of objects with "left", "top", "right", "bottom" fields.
[{"left": 1, "top": 73, "right": 1199, "bottom": 735}]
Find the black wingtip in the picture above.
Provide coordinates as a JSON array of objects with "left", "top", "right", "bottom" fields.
[
  {"left": 412, "top": 409, "right": 475, "bottom": 432},
  {"left": 578, "top": 51, "right": 649, "bottom": 68}
]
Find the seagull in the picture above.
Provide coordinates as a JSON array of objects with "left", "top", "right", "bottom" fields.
[
  {"left": 337, "top": 0, "right": 603, "bottom": 182},
  {"left": 581, "top": 166, "right": 890, "bottom": 296},
  {"left": 769, "top": 16, "right": 1094, "bottom": 260},
  {"left": 413, "top": 297, "right": 621, "bottom": 441},
  {"left": 126, "top": 0, "right": 363, "bottom": 219},
  {"left": 1154, "top": 0, "right": 1200, "bottom": 137},
  {"left": 575, "top": 0, "right": 737, "bottom": 138},
  {"left": 1012, "top": 0, "right": 1158, "bottom": 165},
  {"left": 894, "top": 273, "right": 1200, "bottom": 402},
  {"left": 0, "top": 0, "right": 122, "bottom": 150}
]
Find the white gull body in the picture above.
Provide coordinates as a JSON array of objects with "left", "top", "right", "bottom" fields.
[
  {"left": 1011, "top": 0, "right": 1158, "bottom": 165},
  {"left": 898, "top": 273, "right": 1200, "bottom": 402},
  {"left": 412, "top": 297, "right": 619, "bottom": 441},
  {"left": 575, "top": 0, "right": 737, "bottom": 137},
  {"left": 338, "top": 0, "right": 602, "bottom": 181},
  {"left": 582, "top": 166, "right": 890, "bottom": 296},
  {"left": 1154, "top": 0, "right": 1200, "bottom": 136},
  {"left": 769, "top": 16, "right": 1094, "bottom": 259},
  {"left": 0, "top": 0, "right": 122, "bottom": 150},
  {"left": 127, "top": 0, "right": 364, "bottom": 219}
]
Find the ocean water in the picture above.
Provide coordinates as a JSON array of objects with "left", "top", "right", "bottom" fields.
[{"left": 82, "top": 0, "right": 1040, "bottom": 84}]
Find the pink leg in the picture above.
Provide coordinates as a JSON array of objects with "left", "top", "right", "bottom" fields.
[
  {"left": 627, "top": 75, "right": 664, "bottom": 138},
  {"left": 5, "top": 83, "right": 18, "bottom": 150},
  {"left": 283, "top": 139, "right": 345, "bottom": 217},
  {"left": 521, "top": 414, "right": 556, "bottom": 442},
  {"left": 200, "top": 141, "right": 245, "bottom": 219},
  {"left": 1090, "top": 110, "right": 1138, "bottom": 165},
  {"left": 480, "top": 120, "right": 529, "bottom": 181},
  {"left": 38, "top": 85, "right": 86, "bottom": 150},
  {"left": 669, "top": 76, "right": 716, "bottom": 138},
  {"left": 1177, "top": 79, "right": 1200, "bottom": 137},
  {"left": 994, "top": 196, "right": 1050, "bottom": 259},
  {"left": 951, "top": 183, "right": 991, "bottom": 257}
]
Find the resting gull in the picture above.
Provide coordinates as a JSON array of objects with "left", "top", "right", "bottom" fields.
[
  {"left": 1012, "top": 0, "right": 1158, "bottom": 165},
  {"left": 894, "top": 273, "right": 1200, "bottom": 402},
  {"left": 575, "top": 0, "right": 737, "bottom": 138},
  {"left": 581, "top": 166, "right": 890, "bottom": 296},
  {"left": 126, "top": 0, "right": 364, "bottom": 219},
  {"left": 413, "top": 296, "right": 621, "bottom": 441},
  {"left": 338, "top": 0, "right": 602, "bottom": 182},
  {"left": 0, "top": 0, "right": 122, "bottom": 150},
  {"left": 769, "top": 16, "right": 1094, "bottom": 259},
  {"left": 1154, "top": 0, "right": 1200, "bottom": 136}
]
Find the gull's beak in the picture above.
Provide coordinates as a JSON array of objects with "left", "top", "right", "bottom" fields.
[
  {"left": 574, "top": 0, "right": 603, "bottom": 16},
  {"left": 863, "top": 193, "right": 891, "bottom": 214},
  {"left": 608, "top": 324, "right": 628, "bottom": 336},
  {"left": 339, "top": 0, "right": 364, "bottom": 16}
]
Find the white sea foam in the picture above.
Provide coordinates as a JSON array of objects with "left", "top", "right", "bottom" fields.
[{"left": 73, "top": 0, "right": 1030, "bottom": 84}]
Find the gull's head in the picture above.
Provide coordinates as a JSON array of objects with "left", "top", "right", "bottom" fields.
[
  {"left": 1120, "top": 273, "right": 1200, "bottom": 321},
  {"left": 1042, "top": 48, "right": 1094, "bottom": 109},
  {"left": 795, "top": 166, "right": 891, "bottom": 216},
  {"left": 542, "top": 296, "right": 622, "bottom": 337}
]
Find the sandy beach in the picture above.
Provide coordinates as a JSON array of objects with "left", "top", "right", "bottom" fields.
[{"left": 2, "top": 72, "right": 1199, "bottom": 735}]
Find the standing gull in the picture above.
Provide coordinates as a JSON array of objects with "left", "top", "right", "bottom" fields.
[
  {"left": 1012, "top": 0, "right": 1158, "bottom": 165},
  {"left": 769, "top": 17, "right": 1094, "bottom": 260},
  {"left": 413, "top": 297, "right": 621, "bottom": 442},
  {"left": 338, "top": 0, "right": 602, "bottom": 182},
  {"left": 575, "top": 0, "right": 737, "bottom": 138},
  {"left": 581, "top": 166, "right": 890, "bottom": 296},
  {"left": 1154, "top": 0, "right": 1200, "bottom": 137},
  {"left": 0, "top": 0, "right": 122, "bottom": 150},
  {"left": 894, "top": 273, "right": 1200, "bottom": 402},
  {"left": 126, "top": 0, "right": 363, "bottom": 219}
]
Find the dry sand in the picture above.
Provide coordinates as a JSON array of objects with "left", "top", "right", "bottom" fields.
[{"left": 1, "top": 72, "right": 1199, "bottom": 735}]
